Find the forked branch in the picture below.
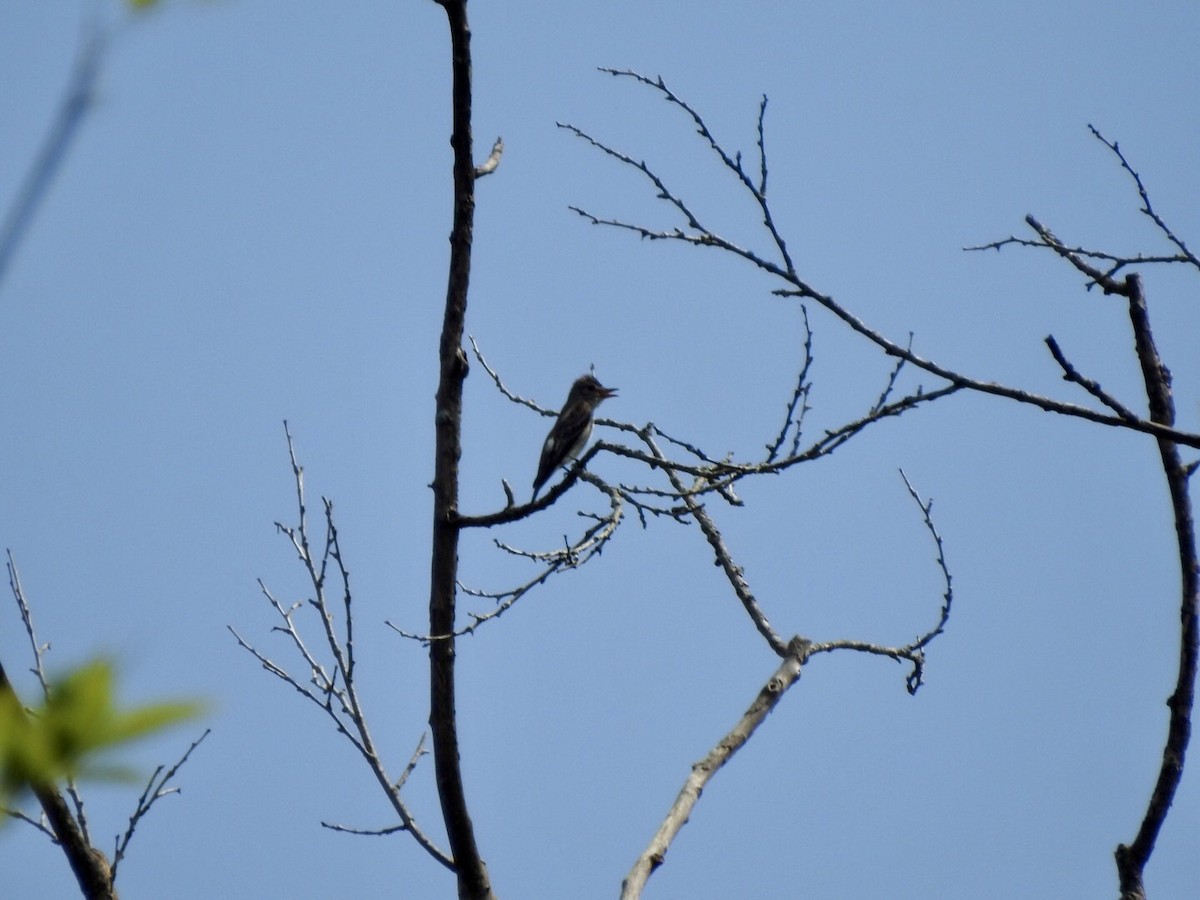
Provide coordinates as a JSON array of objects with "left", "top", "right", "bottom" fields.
[
  {"left": 976, "top": 139, "right": 1197, "bottom": 898},
  {"left": 233, "top": 424, "right": 451, "bottom": 870},
  {"left": 560, "top": 72, "right": 1200, "bottom": 452}
]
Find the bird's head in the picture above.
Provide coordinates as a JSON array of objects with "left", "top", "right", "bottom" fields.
[{"left": 571, "top": 374, "right": 618, "bottom": 406}]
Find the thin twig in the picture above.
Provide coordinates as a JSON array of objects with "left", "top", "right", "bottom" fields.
[
  {"left": 765, "top": 304, "right": 814, "bottom": 462},
  {"left": 806, "top": 472, "right": 955, "bottom": 694},
  {"left": 393, "top": 473, "right": 624, "bottom": 640},
  {"left": 897, "top": 472, "right": 954, "bottom": 656},
  {"left": 7, "top": 550, "right": 50, "bottom": 697},
  {"left": 111, "top": 729, "right": 211, "bottom": 879},
  {"left": 1044, "top": 335, "right": 1139, "bottom": 421},
  {"left": 1088, "top": 125, "right": 1199, "bottom": 271}
]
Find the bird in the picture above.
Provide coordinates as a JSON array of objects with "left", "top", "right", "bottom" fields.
[{"left": 532, "top": 374, "right": 617, "bottom": 499}]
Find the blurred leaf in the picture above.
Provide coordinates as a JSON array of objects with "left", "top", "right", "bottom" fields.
[{"left": 1, "top": 659, "right": 203, "bottom": 803}]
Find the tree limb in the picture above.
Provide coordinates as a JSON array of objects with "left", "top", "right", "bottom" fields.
[
  {"left": 621, "top": 637, "right": 810, "bottom": 899},
  {"left": 429, "top": 1, "right": 495, "bottom": 897}
]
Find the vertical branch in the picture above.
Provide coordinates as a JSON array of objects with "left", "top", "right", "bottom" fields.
[
  {"left": 1024, "top": 212, "right": 1197, "bottom": 897},
  {"left": 1115, "top": 274, "right": 1198, "bottom": 900},
  {"left": 429, "top": 1, "right": 494, "bottom": 898}
]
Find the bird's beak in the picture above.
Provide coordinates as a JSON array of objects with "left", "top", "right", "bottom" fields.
[{"left": 600, "top": 385, "right": 618, "bottom": 399}]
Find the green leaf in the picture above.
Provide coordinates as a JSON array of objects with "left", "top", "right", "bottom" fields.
[{"left": 1, "top": 659, "right": 203, "bottom": 803}]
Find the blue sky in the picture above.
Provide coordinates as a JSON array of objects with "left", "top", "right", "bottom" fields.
[{"left": 3, "top": 1, "right": 1199, "bottom": 897}]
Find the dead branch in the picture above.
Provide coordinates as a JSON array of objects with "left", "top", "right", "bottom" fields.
[
  {"left": 233, "top": 424, "right": 451, "bottom": 870},
  {"left": 559, "top": 75, "right": 1200, "bottom": 452},
  {"left": 986, "top": 200, "right": 1197, "bottom": 899},
  {"left": 111, "top": 729, "right": 211, "bottom": 880},
  {"left": 620, "top": 637, "right": 809, "bottom": 900}
]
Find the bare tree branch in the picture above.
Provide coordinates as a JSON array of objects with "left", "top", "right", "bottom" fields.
[
  {"left": 449, "top": 340, "right": 956, "bottom": 648},
  {"left": 1112, "top": 273, "right": 1197, "bottom": 900},
  {"left": 620, "top": 637, "right": 809, "bottom": 900},
  {"left": 111, "top": 729, "right": 211, "bottom": 880},
  {"left": 4, "top": 807, "right": 57, "bottom": 840},
  {"left": 426, "top": 3, "right": 498, "bottom": 891},
  {"left": 765, "top": 304, "right": 814, "bottom": 462},
  {"left": 997, "top": 210, "right": 1198, "bottom": 899},
  {"left": 1044, "top": 335, "right": 1140, "bottom": 422},
  {"left": 596, "top": 68, "right": 799, "bottom": 280},
  {"left": 321, "top": 733, "right": 433, "bottom": 837},
  {"left": 609, "top": 399, "right": 958, "bottom": 895},
  {"left": 896, "top": 471, "right": 955, "bottom": 655},
  {"left": 234, "top": 424, "right": 452, "bottom": 870},
  {"left": 1087, "top": 125, "right": 1199, "bottom": 272},
  {"left": 551, "top": 76, "right": 985, "bottom": 897},
  {"left": 639, "top": 428, "right": 788, "bottom": 656},
  {"left": 7, "top": 550, "right": 50, "bottom": 697},
  {"left": 390, "top": 471, "right": 624, "bottom": 640},
  {"left": 559, "top": 76, "right": 1200, "bottom": 452}
]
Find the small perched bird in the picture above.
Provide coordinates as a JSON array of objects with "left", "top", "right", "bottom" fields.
[{"left": 532, "top": 374, "right": 618, "bottom": 499}]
